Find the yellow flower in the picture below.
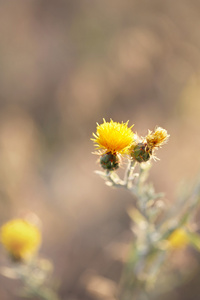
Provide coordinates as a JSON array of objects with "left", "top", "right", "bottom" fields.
[
  {"left": 146, "top": 127, "right": 170, "bottom": 150},
  {"left": 92, "top": 119, "right": 134, "bottom": 155},
  {"left": 0, "top": 219, "right": 41, "bottom": 261},
  {"left": 168, "top": 228, "right": 189, "bottom": 249}
]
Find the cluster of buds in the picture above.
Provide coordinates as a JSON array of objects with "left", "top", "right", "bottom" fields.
[
  {"left": 130, "top": 127, "right": 169, "bottom": 163},
  {"left": 92, "top": 119, "right": 169, "bottom": 171}
]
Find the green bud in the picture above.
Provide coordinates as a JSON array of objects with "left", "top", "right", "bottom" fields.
[
  {"left": 131, "top": 142, "right": 151, "bottom": 163},
  {"left": 100, "top": 152, "right": 119, "bottom": 171}
]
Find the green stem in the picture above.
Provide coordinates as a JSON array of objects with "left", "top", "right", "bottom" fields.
[
  {"left": 116, "top": 163, "right": 164, "bottom": 300},
  {"left": 17, "top": 261, "right": 60, "bottom": 300},
  {"left": 124, "top": 160, "right": 137, "bottom": 189}
]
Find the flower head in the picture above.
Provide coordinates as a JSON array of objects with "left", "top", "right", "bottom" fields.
[
  {"left": 92, "top": 119, "right": 134, "bottom": 155},
  {"left": 0, "top": 219, "right": 41, "bottom": 261},
  {"left": 129, "top": 127, "right": 169, "bottom": 163},
  {"left": 146, "top": 127, "right": 170, "bottom": 150},
  {"left": 168, "top": 228, "right": 189, "bottom": 249}
]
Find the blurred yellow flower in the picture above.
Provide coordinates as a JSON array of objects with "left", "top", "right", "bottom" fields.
[
  {"left": 168, "top": 228, "right": 189, "bottom": 249},
  {"left": 92, "top": 119, "right": 134, "bottom": 155},
  {"left": 0, "top": 219, "right": 41, "bottom": 260},
  {"left": 146, "top": 127, "right": 169, "bottom": 150}
]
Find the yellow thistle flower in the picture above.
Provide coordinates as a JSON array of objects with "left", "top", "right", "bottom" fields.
[
  {"left": 146, "top": 127, "right": 170, "bottom": 150},
  {"left": 168, "top": 228, "right": 189, "bottom": 250},
  {"left": 0, "top": 219, "right": 41, "bottom": 261},
  {"left": 92, "top": 119, "right": 134, "bottom": 155}
]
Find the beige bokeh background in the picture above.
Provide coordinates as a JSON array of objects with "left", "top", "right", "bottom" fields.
[{"left": 0, "top": 1, "right": 200, "bottom": 299}]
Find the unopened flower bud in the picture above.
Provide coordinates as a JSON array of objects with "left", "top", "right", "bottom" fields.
[
  {"left": 100, "top": 152, "right": 119, "bottom": 171},
  {"left": 130, "top": 142, "right": 151, "bottom": 163}
]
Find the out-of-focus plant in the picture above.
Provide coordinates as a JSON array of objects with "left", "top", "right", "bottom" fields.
[
  {"left": 92, "top": 119, "right": 200, "bottom": 300},
  {"left": 0, "top": 217, "right": 60, "bottom": 300}
]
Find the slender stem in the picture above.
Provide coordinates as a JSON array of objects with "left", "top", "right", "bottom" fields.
[
  {"left": 106, "top": 171, "right": 125, "bottom": 187},
  {"left": 17, "top": 261, "right": 60, "bottom": 300},
  {"left": 109, "top": 161, "right": 164, "bottom": 300},
  {"left": 101, "top": 161, "right": 170, "bottom": 299},
  {"left": 124, "top": 160, "right": 137, "bottom": 189}
]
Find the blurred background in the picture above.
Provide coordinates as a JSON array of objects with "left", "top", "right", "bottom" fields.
[{"left": 0, "top": 0, "right": 200, "bottom": 299}]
